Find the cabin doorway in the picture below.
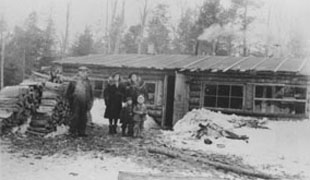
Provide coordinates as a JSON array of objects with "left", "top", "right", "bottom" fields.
[{"left": 164, "top": 75, "right": 175, "bottom": 129}]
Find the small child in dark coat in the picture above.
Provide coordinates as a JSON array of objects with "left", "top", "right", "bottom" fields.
[
  {"left": 133, "top": 95, "right": 148, "bottom": 138},
  {"left": 120, "top": 97, "right": 134, "bottom": 136}
]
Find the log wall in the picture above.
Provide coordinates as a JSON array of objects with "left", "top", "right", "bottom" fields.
[{"left": 183, "top": 71, "right": 310, "bottom": 119}]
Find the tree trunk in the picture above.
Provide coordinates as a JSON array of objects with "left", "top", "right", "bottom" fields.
[
  {"left": 242, "top": 0, "right": 248, "bottom": 57},
  {"left": 62, "top": 2, "right": 70, "bottom": 58},
  {"left": 138, "top": 0, "right": 149, "bottom": 54},
  {"left": 147, "top": 146, "right": 278, "bottom": 180}
]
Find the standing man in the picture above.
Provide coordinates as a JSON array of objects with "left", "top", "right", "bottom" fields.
[{"left": 66, "top": 66, "right": 94, "bottom": 137}]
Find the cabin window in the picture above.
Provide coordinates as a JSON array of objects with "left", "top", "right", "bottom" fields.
[
  {"left": 203, "top": 84, "right": 244, "bottom": 109},
  {"left": 94, "top": 80, "right": 103, "bottom": 90},
  {"left": 254, "top": 85, "right": 307, "bottom": 115},
  {"left": 91, "top": 80, "right": 104, "bottom": 98},
  {"left": 145, "top": 82, "right": 156, "bottom": 105}
]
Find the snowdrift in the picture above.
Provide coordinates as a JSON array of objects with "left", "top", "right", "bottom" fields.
[{"left": 173, "top": 108, "right": 266, "bottom": 139}]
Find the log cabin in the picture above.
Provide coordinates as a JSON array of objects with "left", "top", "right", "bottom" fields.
[{"left": 54, "top": 54, "right": 310, "bottom": 128}]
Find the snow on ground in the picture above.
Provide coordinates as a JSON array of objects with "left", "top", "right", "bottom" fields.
[
  {"left": 162, "top": 108, "right": 310, "bottom": 179},
  {"left": 90, "top": 99, "right": 159, "bottom": 130},
  {"left": 43, "top": 99, "right": 159, "bottom": 138},
  {"left": 0, "top": 147, "right": 159, "bottom": 180}
]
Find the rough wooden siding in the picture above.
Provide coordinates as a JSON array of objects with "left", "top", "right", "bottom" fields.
[
  {"left": 183, "top": 71, "right": 310, "bottom": 119},
  {"left": 245, "top": 84, "right": 254, "bottom": 111},
  {"left": 307, "top": 82, "right": 310, "bottom": 119},
  {"left": 188, "top": 81, "right": 201, "bottom": 111},
  {"left": 173, "top": 73, "right": 189, "bottom": 125}
]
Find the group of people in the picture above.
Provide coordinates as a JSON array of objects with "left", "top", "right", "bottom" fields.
[
  {"left": 65, "top": 66, "right": 147, "bottom": 138},
  {"left": 103, "top": 72, "right": 147, "bottom": 137}
]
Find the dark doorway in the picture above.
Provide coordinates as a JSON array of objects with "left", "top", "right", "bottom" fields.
[{"left": 165, "top": 75, "right": 175, "bottom": 129}]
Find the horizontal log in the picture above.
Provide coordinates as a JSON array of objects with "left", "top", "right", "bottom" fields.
[
  {"left": 26, "top": 129, "right": 50, "bottom": 136},
  {"left": 0, "top": 86, "right": 29, "bottom": 98},
  {"left": 0, "top": 97, "right": 19, "bottom": 104},
  {"left": 31, "top": 71, "right": 49, "bottom": 80},
  {"left": 37, "top": 106, "right": 55, "bottom": 114},
  {"left": 42, "top": 91, "right": 60, "bottom": 99},
  {"left": 0, "top": 110, "right": 14, "bottom": 119},
  {"left": 41, "top": 99, "right": 57, "bottom": 106},
  {"left": 118, "top": 171, "right": 211, "bottom": 180},
  {"left": 147, "top": 146, "right": 278, "bottom": 180}
]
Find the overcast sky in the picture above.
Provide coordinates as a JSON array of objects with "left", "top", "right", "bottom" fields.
[{"left": 1, "top": 0, "right": 310, "bottom": 45}]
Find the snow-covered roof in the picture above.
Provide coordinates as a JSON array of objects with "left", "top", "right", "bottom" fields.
[{"left": 54, "top": 54, "right": 310, "bottom": 76}]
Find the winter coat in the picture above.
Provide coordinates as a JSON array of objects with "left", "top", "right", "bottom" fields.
[
  {"left": 120, "top": 104, "right": 133, "bottom": 124},
  {"left": 133, "top": 103, "right": 147, "bottom": 122},
  {"left": 125, "top": 80, "right": 147, "bottom": 105},
  {"left": 65, "top": 75, "right": 94, "bottom": 111},
  {"left": 103, "top": 83, "right": 125, "bottom": 119}
]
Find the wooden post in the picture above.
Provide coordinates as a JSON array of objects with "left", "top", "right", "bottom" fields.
[
  {"left": 161, "top": 74, "right": 168, "bottom": 127},
  {"left": 1, "top": 31, "right": 4, "bottom": 89},
  {"left": 22, "top": 49, "right": 25, "bottom": 81},
  {"left": 173, "top": 71, "right": 188, "bottom": 125}
]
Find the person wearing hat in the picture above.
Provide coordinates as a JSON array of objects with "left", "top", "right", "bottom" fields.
[{"left": 65, "top": 66, "right": 94, "bottom": 137}]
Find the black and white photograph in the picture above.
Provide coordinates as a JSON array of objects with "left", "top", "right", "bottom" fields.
[{"left": 0, "top": 0, "right": 309, "bottom": 179}]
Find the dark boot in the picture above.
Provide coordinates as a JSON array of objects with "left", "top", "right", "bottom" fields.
[
  {"left": 108, "top": 125, "right": 113, "bottom": 135},
  {"left": 127, "top": 123, "right": 134, "bottom": 137},
  {"left": 113, "top": 125, "right": 117, "bottom": 134},
  {"left": 121, "top": 128, "right": 126, "bottom": 136}
]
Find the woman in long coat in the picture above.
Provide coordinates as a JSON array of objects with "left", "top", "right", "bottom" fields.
[{"left": 104, "top": 73, "right": 125, "bottom": 134}]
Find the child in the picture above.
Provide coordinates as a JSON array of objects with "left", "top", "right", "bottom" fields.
[
  {"left": 133, "top": 95, "right": 148, "bottom": 138},
  {"left": 120, "top": 97, "right": 134, "bottom": 136}
]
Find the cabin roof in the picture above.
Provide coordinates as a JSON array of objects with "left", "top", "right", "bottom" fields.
[{"left": 54, "top": 54, "right": 310, "bottom": 76}]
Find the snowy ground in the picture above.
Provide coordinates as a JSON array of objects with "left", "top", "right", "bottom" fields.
[
  {"left": 1, "top": 99, "right": 310, "bottom": 180},
  {"left": 0, "top": 148, "right": 158, "bottom": 180},
  {"left": 162, "top": 109, "right": 310, "bottom": 179}
]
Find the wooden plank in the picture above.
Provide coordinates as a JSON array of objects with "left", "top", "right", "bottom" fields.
[
  {"left": 296, "top": 58, "right": 309, "bottom": 72},
  {"left": 118, "top": 171, "right": 215, "bottom": 180},
  {"left": 249, "top": 57, "right": 269, "bottom": 70},
  {"left": 273, "top": 58, "right": 289, "bottom": 72},
  {"left": 147, "top": 146, "right": 278, "bottom": 180},
  {"left": 161, "top": 75, "right": 168, "bottom": 127},
  {"left": 254, "top": 98, "right": 306, "bottom": 103},
  {"left": 180, "top": 56, "right": 210, "bottom": 71},
  {"left": 173, "top": 72, "right": 189, "bottom": 125},
  {"left": 223, "top": 57, "right": 250, "bottom": 72}
]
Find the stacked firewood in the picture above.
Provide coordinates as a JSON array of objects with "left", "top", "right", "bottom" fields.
[
  {"left": 0, "top": 83, "right": 43, "bottom": 134},
  {"left": 26, "top": 76, "right": 71, "bottom": 136},
  {"left": 0, "top": 70, "right": 72, "bottom": 136}
]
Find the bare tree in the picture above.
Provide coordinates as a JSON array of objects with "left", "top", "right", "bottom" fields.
[
  {"left": 106, "top": 0, "right": 118, "bottom": 54},
  {"left": 137, "top": 0, "right": 149, "bottom": 54},
  {"left": 61, "top": 2, "right": 71, "bottom": 58},
  {"left": 113, "top": 0, "right": 125, "bottom": 54},
  {"left": 242, "top": 0, "right": 248, "bottom": 57},
  {"left": 105, "top": 0, "right": 110, "bottom": 54},
  {"left": 0, "top": 15, "right": 7, "bottom": 89}
]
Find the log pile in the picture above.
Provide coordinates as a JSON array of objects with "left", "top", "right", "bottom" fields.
[
  {"left": 0, "top": 71, "right": 71, "bottom": 136},
  {"left": 26, "top": 76, "right": 71, "bottom": 136},
  {"left": 0, "top": 84, "right": 43, "bottom": 134}
]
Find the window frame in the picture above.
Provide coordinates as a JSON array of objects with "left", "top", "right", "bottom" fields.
[
  {"left": 202, "top": 82, "right": 245, "bottom": 110},
  {"left": 253, "top": 84, "right": 307, "bottom": 115},
  {"left": 144, "top": 80, "right": 158, "bottom": 105},
  {"left": 89, "top": 78, "right": 107, "bottom": 98}
]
